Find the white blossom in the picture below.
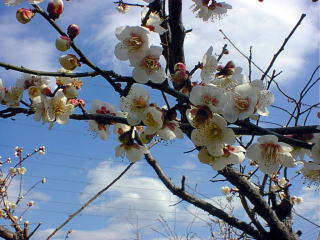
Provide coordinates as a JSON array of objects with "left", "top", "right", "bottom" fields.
[
  {"left": 189, "top": 84, "right": 225, "bottom": 114},
  {"left": 198, "top": 145, "right": 245, "bottom": 171},
  {"left": 191, "top": 0, "right": 232, "bottom": 22},
  {"left": 115, "top": 143, "right": 148, "bottom": 162},
  {"left": 300, "top": 160, "right": 320, "bottom": 185},
  {"left": 223, "top": 83, "right": 258, "bottom": 123},
  {"left": 88, "top": 100, "right": 117, "bottom": 140},
  {"left": 142, "top": 8, "right": 167, "bottom": 35},
  {"left": 114, "top": 26, "right": 150, "bottom": 64},
  {"left": 250, "top": 80, "right": 274, "bottom": 116},
  {"left": 142, "top": 106, "right": 163, "bottom": 135},
  {"left": 157, "top": 120, "right": 183, "bottom": 140},
  {"left": 132, "top": 45, "right": 167, "bottom": 84},
  {"left": 311, "top": 133, "right": 320, "bottom": 163},
  {"left": 246, "top": 135, "right": 296, "bottom": 175},
  {"left": 200, "top": 46, "right": 217, "bottom": 83},
  {"left": 191, "top": 114, "right": 235, "bottom": 156},
  {"left": 47, "top": 91, "right": 74, "bottom": 125},
  {"left": 121, "top": 84, "right": 150, "bottom": 126}
]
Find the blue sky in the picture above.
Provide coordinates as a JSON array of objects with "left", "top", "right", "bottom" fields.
[{"left": 0, "top": 0, "right": 319, "bottom": 239}]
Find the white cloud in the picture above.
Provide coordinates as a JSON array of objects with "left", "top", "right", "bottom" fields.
[
  {"left": 80, "top": 160, "right": 181, "bottom": 224},
  {"left": 294, "top": 186, "right": 320, "bottom": 223},
  {"left": 182, "top": 0, "right": 318, "bottom": 84},
  {"left": 0, "top": 14, "right": 57, "bottom": 85},
  {"left": 88, "top": 0, "right": 318, "bottom": 84}
]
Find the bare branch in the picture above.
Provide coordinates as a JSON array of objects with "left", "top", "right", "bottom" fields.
[
  {"left": 47, "top": 163, "right": 134, "bottom": 239},
  {"left": 144, "top": 152, "right": 265, "bottom": 240},
  {"left": 261, "top": 14, "right": 306, "bottom": 81}
]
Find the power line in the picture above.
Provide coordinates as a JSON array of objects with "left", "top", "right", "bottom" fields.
[{"left": 0, "top": 143, "right": 212, "bottom": 174}]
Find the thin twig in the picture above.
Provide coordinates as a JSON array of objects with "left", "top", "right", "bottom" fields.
[
  {"left": 46, "top": 162, "right": 134, "bottom": 239},
  {"left": 261, "top": 14, "right": 306, "bottom": 81}
]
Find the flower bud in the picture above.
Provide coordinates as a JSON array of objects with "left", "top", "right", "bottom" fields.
[
  {"left": 67, "top": 24, "right": 80, "bottom": 40},
  {"left": 59, "top": 54, "right": 81, "bottom": 71},
  {"left": 16, "top": 8, "right": 35, "bottom": 24},
  {"left": 63, "top": 86, "right": 78, "bottom": 99},
  {"left": 42, "top": 87, "right": 53, "bottom": 97},
  {"left": 47, "top": 0, "right": 64, "bottom": 20},
  {"left": 174, "top": 62, "right": 186, "bottom": 72},
  {"left": 68, "top": 98, "right": 79, "bottom": 107},
  {"left": 55, "top": 36, "right": 71, "bottom": 52},
  {"left": 117, "top": 4, "right": 129, "bottom": 14},
  {"left": 78, "top": 99, "right": 85, "bottom": 107}
]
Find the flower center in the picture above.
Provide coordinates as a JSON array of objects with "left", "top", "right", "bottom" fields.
[
  {"left": 234, "top": 96, "right": 250, "bottom": 113},
  {"left": 142, "top": 56, "right": 160, "bottom": 72},
  {"left": 53, "top": 101, "right": 65, "bottom": 117},
  {"left": 223, "top": 145, "right": 235, "bottom": 157},
  {"left": 191, "top": 105, "right": 212, "bottom": 126},
  {"left": 203, "top": 95, "right": 219, "bottom": 106},
  {"left": 132, "top": 97, "right": 148, "bottom": 111},
  {"left": 144, "top": 112, "right": 157, "bottom": 127},
  {"left": 260, "top": 143, "right": 282, "bottom": 163},
  {"left": 96, "top": 106, "right": 113, "bottom": 115},
  {"left": 207, "top": 123, "right": 222, "bottom": 140},
  {"left": 128, "top": 34, "right": 143, "bottom": 50}
]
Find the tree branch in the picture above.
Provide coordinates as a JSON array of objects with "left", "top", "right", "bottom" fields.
[
  {"left": 47, "top": 162, "right": 134, "bottom": 240},
  {"left": 0, "top": 226, "right": 16, "bottom": 240},
  {"left": 144, "top": 153, "right": 265, "bottom": 240},
  {"left": 261, "top": 14, "right": 306, "bottom": 81},
  {"left": 220, "top": 167, "right": 298, "bottom": 240}
]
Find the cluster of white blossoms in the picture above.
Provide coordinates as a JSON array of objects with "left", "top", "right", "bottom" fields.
[
  {"left": 1, "top": 1, "right": 319, "bottom": 184},
  {"left": 114, "top": 24, "right": 167, "bottom": 84},
  {"left": 300, "top": 134, "right": 320, "bottom": 185},
  {"left": 0, "top": 71, "right": 83, "bottom": 129},
  {"left": 191, "top": 0, "right": 232, "bottom": 22}
]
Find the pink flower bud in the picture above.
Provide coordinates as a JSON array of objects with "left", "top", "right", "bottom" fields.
[
  {"left": 78, "top": 99, "right": 85, "bottom": 107},
  {"left": 59, "top": 54, "right": 81, "bottom": 71},
  {"left": 174, "top": 62, "right": 186, "bottom": 72},
  {"left": 67, "top": 24, "right": 80, "bottom": 40},
  {"left": 55, "top": 36, "right": 71, "bottom": 52},
  {"left": 42, "top": 87, "right": 52, "bottom": 97},
  {"left": 68, "top": 98, "right": 79, "bottom": 107},
  {"left": 16, "top": 8, "right": 35, "bottom": 24},
  {"left": 47, "top": 0, "right": 64, "bottom": 20}
]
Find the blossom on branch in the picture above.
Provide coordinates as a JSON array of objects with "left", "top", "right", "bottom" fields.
[
  {"left": 89, "top": 100, "right": 117, "bottom": 140},
  {"left": 191, "top": 114, "right": 236, "bottom": 156},
  {"left": 223, "top": 83, "right": 258, "bottom": 123},
  {"left": 121, "top": 84, "right": 150, "bottom": 126},
  {"left": 115, "top": 142, "right": 148, "bottom": 163},
  {"left": 300, "top": 161, "right": 320, "bottom": 186},
  {"left": 142, "top": 106, "right": 163, "bottom": 135},
  {"left": 198, "top": 145, "right": 245, "bottom": 170},
  {"left": 200, "top": 46, "right": 217, "bottom": 83},
  {"left": 246, "top": 135, "right": 296, "bottom": 175},
  {"left": 191, "top": 0, "right": 232, "bottom": 22},
  {"left": 132, "top": 45, "right": 167, "bottom": 84},
  {"left": 157, "top": 120, "right": 183, "bottom": 140},
  {"left": 142, "top": 8, "right": 167, "bottom": 35},
  {"left": 47, "top": 91, "right": 74, "bottom": 125},
  {"left": 114, "top": 25, "right": 150, "bottom": 64}
]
